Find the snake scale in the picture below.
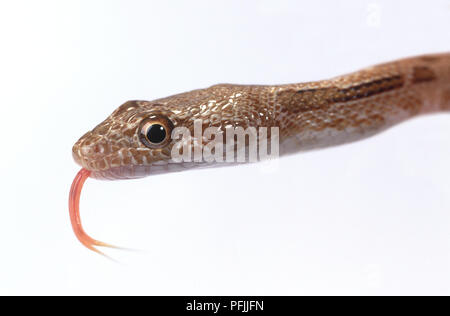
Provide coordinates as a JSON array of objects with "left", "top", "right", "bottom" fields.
[{"left": 70, "top": 52, "right": 450, "bottom": 255}]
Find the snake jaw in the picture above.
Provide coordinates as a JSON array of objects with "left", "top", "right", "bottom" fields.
[{"left": 69, "top": 168, "right": 120, "bottom": 256}]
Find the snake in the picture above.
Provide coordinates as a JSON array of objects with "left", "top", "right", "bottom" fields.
[{"left": 70, "top": 52, "right": 450, "bottom": 255}]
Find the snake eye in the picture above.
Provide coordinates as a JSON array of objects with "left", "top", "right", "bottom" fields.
[
  {"left": 139, "top": 114, "right": 174, "bottom": 148},
  {"left": 147, "top": 124, "right": 166, "bottom": 143}
]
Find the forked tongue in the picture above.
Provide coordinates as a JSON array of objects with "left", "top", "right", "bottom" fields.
[{"left": 69, "top": 168, "right": 120, "bottom": 258}]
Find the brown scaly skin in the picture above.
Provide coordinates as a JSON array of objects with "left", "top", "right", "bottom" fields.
[{"left": 73, "top": 53, "right": 450, "bottom": 180}]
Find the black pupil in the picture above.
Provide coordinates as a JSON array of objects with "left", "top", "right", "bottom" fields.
[{"left": 147, "top": 124, "right": 166, "bottom": 144}]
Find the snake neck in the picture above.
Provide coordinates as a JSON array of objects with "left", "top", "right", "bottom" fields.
[{"left": 272, "top": 52, "right": 450, "bottom": 154}]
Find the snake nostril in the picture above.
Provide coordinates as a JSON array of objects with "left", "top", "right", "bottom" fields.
[
  {"left": 72, "top": 142, "right": 107, "bottom": 169},
  {"left": 80, "top": 146, "right": 93, "bottom": 155}
]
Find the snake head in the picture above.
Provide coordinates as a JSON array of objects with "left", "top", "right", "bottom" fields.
[
  {"left": 72, "top": 85, "right": 263, "bottom": 179},
  {"left": 73, "top": 84, "right": 277, "bottom": 179},
  {"left": 72, "top": 100, "right": 188, "bottom": 179}
]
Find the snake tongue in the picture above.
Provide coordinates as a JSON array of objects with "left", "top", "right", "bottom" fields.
[{"left": 69, "top": 168, "right": 119, "bottom": 257}]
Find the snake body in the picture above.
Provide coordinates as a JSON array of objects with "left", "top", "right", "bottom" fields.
[{"left": 71, "top": 53, "right": 450, "bottom": 254}]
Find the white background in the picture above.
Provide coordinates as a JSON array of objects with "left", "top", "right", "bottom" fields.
[{"left": 0, "top": 0, "right": 449, "bottom": 295}]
